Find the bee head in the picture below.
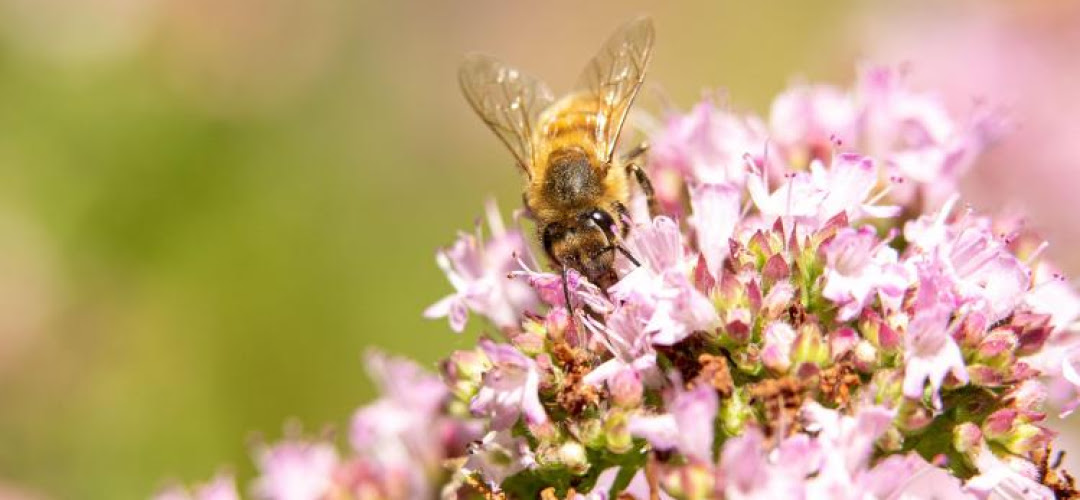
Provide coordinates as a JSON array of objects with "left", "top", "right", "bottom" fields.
[{"left": 541, "top": 208, "right": 620, "bottom": 289}]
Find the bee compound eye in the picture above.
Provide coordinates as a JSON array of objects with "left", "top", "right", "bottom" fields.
[
  {"left": 541, "top": 224, "right": 561, "bottom": 256},
  {"left": 588, "top": 210, "right": 616, "bottom": 234}
]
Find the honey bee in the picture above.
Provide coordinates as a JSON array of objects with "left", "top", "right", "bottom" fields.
[{"left": 459, "top": 16, "right": 659, "bottom": 304}]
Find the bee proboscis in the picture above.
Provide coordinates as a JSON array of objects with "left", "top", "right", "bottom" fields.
[{"left": 459, "top": 16, "right": 659, "bottom": 307}]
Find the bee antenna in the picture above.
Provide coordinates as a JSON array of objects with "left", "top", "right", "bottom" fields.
[{"left": 616, "top": 244, "right": 641, "bottom": 267}]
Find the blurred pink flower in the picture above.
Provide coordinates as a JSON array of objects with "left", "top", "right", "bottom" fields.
[
  {"left": 902, "top": 274, "right": 968, "bottom": 405},
  {"left": 154, "top": 474, "right": 239, "bottom": 500},
  {"left": 471, "top": 339, "right": 547, "bottom": 430},
  {"left": 769, "top": 83, "right": 857, "bottom": 167},
  {"left": 822, "top": 226, "right": 910, "bottom": 320},
  {"left": 425, "top": 200, "right": 538, "bottom": 333},
  {"left": 251, "top": 439, "right": 339, "bottom": 500},
  {"left": 629, "top": 382, "right": 718, "bottom": 463},
  {"left": 461, "top": 430, "right": 536, "bottom": 490},
  {"left": 648, "top": 100, "right": 768, "bottom": 215},
  {"left": 688, "top": 182, "right": 741, "bottom": 278}
]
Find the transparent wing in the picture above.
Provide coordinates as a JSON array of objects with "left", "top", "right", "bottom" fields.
[
  {"left": 459, "top": 53, "right": 554, "bottom": 177},
  {"left": 575, "top": 16, "right": 655, "bottom": 164}
]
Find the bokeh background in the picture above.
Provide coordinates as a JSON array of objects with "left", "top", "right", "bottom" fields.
[{"left": 0, "top": 0, "right": 1077, "bottom": 498}]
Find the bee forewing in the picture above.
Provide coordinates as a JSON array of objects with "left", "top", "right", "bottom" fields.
[
  {"left": 459, "top": 53, "right": 555, "bottom": 178},
  {"left": 574, "top": 16, "right": 655, "bottom": 164}
]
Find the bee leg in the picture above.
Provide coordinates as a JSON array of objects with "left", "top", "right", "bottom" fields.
[
  {"left": 520, "top": 192, "right": 536, "bottom": 220},
  {"left": 622, "top": 141, "right": 649, "bottom": 163},
  {"left": 626, "top": 161, "right": 660, "bottom": 218},
  {"left": 561, "top": 266, "right": 583, "bottom": 345},
  {"left": 645, "top": 452, "right": 661, "bottom": 500},
  {"left": 561, "top": 266, "right": 574, "bottom": 311}
]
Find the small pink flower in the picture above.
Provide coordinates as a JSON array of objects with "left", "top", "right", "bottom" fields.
[
  {"left": 251, "top": 439, "right": 339, "bottom": 500},
  {"left": 859, "top": 454, "right": 967, "bottom": 499},
  {"left": 902, "top": 280, "right": 969, "bottom": 405},
  {"left": 648, "top": 99, "right": 769, "bottom": 212},
  {"left": 964, "top": 440, "right": 1055, "bottom": 499},
  {"left": 905, "top": 198, "right": 1030, "bottom": 323},
  {"left": 801, "top": 402, "right": 895, "bottom": 477},
  {"left": 462, "top": 430, "right": 536, "bottom": 490},
  {"left": 748, "top": 153, "right": 899, "bottom": 228},
  {"left": 611, "top": 217, "right": 719, "bottom": 345},
  {"left": 822, "top": 226, "right": 910, "bottom": 320},
  {"left": 347, "top": 351, "right": 463, "bottom": 498},
  {"left": 471, "top": 340, "right": 547, "bottom": 430},
  {"left": 688, "top": 182, "right": 741, "bottom": 278},
  {"left": 768, "top": 83, "right": 857, "bottom": 166},
  {"left": 628, "top": 382, "right": 718, "bottom": 463},
  {"left": 509, "top": 258, "right": 610, "bottom": 313},
  {"left": 856, "top": 65, "right": 996, "bottom": 210},
  {"left": 582, "top": 302, "right": 659, "bottom": 391},
  {"left": 761, "top": 321, "right": 796, "bottom": 373},
  {"left": 425, "top": 200, "right": 539, "bottom": 332},
  {"left": 1026, "top": 261, "right": 1080, "bottom": 330},
  {"left": 717, "top": 428, "right": 809, "bottom": 499},
  {"left": 575, "top": 467, "right": 675, "bottom": 500},
  {"left": 154, "top": 474, "right": 240, "bottom": 500}
]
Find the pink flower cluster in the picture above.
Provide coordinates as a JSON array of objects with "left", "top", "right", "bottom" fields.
[{"left": 157, "top": 66, "right": 1080, "bottom": 499}]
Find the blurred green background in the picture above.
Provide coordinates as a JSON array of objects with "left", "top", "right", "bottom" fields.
[{"left": 0, "top": 0, "right": 1075, "bottom": 498}]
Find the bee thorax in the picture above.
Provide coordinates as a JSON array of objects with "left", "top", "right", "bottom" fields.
[{"left": 541, "top": 148, "right": 603, "bottom": 207}]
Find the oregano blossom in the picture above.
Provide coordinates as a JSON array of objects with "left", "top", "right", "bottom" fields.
[{"left": 157, "top": 65, "right": 1080, "bottom": 500}]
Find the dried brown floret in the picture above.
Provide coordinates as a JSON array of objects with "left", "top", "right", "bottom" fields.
[
  {"left": 557, "top": 363, "right": 601, "bottom": 415},
  {"left": 818, "top": 360, "right": 861, "bottom": 409},
  {"left": 463, "top": 473, "right": 508, "bottom": 500},
  {"left": 694, "top": 353, "right": 734, "bottom": 397},
  {"left": 654, "top": 334, "right": 711, "bottom": 381},
  {"left": 1034, "top": 443, "right": 1079, "bottom": 499},
  {"left": 550, "top": 335, "right": 601, "bottom": 415},
  {"left": 540, "top": 486, "right": 578, "bottom": 500},
  {"left": 750, "top": 376, "right": 805, "bottom": 438}
]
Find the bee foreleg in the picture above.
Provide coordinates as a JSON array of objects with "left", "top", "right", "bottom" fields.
[
  {"left": 626, "top": 161, "right": 659, "bottom": 218},
  {"left": 561, "top": 266, "right": 581, "bottom": 344},
  {"left": 520, "top": 191, "right": 536, "bottom": 220}
]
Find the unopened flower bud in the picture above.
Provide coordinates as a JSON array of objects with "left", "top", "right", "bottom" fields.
[
  {"left": 511, "top": 331, "right": 545, "bottom": 355},
  {"left": 610, "top": 369, "right": 644, "bottom": 408},
  {"left": 853, "top": 340, "right": 877, "bottom": 372},
  {"left": 1007, "top": 379, "right": 1047, "bottom": 413},
  {"left": 725, "top": 307, "right": 753, "bottom": 344},
  {"left": 792, "top": 323, "right": 828, "bottom": 367},
  {"left": 982, "top": 408, "right": 1051, "bottom": 455},
  {"left": 974, "top": 330, "right": 1017, "bottom": 368},
  {"left": 966, "top": 364, "right": 1005, "bottom": 387},
  {"left": 1001, "top": 423, "right": 1051, "bottom": 455},
  {"left": 720, "top": 387, "right": 752, "bottom": 436},
  {"left": 445, "top": 349, "right": 490, "bottom": 382},
  {"left": 861, "top": 311, "right": 900, "bottom": 354},
  {"left": 762, "top": 282, "right": 795, "bottom": 319},
  {"left": 829, "top": 327, "right": 859, "bottom": 362},
  {"left": 953, "top": 422, "right": 983, "bottom": 459},
  {"left": 662, "top": 462, "right": 714, "bottom": 500},
  {"left": 604, "top": 410, "right": 633, "bottom": 454},
  {"left": 896, "top": 399, "right": 933, "bottom": 432},
  {"left": 529, "top": 420, "right": 559, "bottom": 443},
  {"left": 573, "top": 417, "right": 604, "bottom": 449},
  {"left": 982, "top": 409, "right": 1018, "bottom": 441},
  {"left": 762, "top": 321, "right": 796, "bottom": 373},
  {"left": 558, "top": 441, "right": 589, "bottom": 475},
  {"left": 871, "top": 369, "right": 904, "bottom": 407}
]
